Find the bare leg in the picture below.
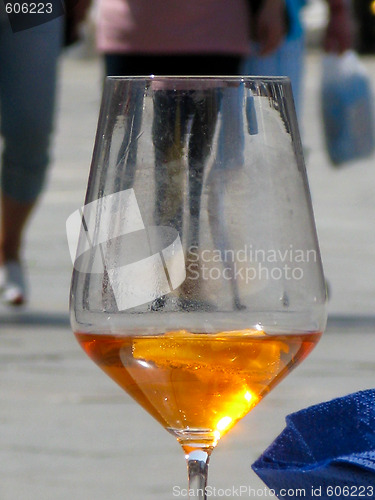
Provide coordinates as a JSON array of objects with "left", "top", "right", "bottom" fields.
[
  {"left": 0, "top": 192, "right": 35, "bottom": 264},
  {"left": 0, "top": 193, "right": 35, "bottom": 305}
]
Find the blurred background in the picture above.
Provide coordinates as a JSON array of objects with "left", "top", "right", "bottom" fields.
[{"left": 1, "top": 2, "right": 375, "bottom": 499}]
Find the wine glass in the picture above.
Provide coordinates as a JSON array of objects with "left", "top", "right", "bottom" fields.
[{"left": 68, "top": 76, "right": 327, "bottom": 498}]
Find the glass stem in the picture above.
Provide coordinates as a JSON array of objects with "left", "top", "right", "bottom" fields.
[{"left": 186, "top": 449, "right": 211, "bottom": 500}]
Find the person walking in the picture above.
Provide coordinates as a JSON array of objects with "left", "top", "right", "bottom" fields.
[
  {"left": 0, "top": 8, "right": 63, "bottom": 306},
  {"left": 243, "top": 0, "right": 353, "bottom": 118}
]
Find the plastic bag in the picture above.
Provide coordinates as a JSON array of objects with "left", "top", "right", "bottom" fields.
[{"left": 321, "top": 50, "right": 375, "bottom": 166}]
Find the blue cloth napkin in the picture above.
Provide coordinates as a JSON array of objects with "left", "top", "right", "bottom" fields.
[{"left": 252, "top": 389, "right": 375, "bottom": 499}]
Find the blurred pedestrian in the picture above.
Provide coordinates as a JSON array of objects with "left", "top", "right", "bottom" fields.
[
  {"left": 213, "top": 0, "right": 354, "bottom": 180},
  {"left": 243, "top": 0, "right": 354, "bottom": 118},
  {"left": 93, "top": 0, "right": 286, "bottom": 308},
  {"left": 0, "top": 0, "right": 90, "bottom": 307},
  {"left": 0, "top": 8, "right": 64, "bottom": 306}
]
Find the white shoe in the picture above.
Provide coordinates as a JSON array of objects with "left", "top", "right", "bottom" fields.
[{"left": 0, "top": 260, "right": 27, "bottom": 306}]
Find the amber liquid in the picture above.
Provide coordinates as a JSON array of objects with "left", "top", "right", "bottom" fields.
[{"left": 76, "top": 329, "right": 321, "bottom": 450}]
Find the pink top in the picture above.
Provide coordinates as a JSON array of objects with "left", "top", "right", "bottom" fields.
[{"left": 96, "top": 0, "right": 250, "bottom": 56}]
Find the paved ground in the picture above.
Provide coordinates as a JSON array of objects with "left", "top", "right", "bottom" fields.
[{"left": 1, "top": 49, "right": 375, "bottom": 500}]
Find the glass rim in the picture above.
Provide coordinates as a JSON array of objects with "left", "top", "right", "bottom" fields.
[{"left": 105, "top": 75, "right": 291, "bottom": 84}]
